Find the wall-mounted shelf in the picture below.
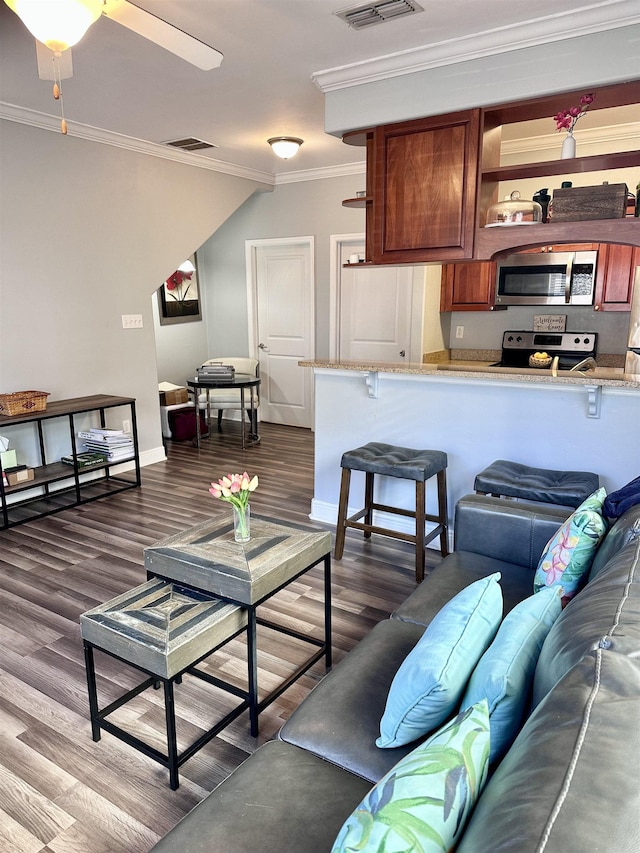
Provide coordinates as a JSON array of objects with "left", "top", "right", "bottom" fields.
[
  {"left": 481, "top": 150, "right": 640, "bottom": 183},
  {"left": 342, "top": 196, "right": 371, "bottom": 208}
]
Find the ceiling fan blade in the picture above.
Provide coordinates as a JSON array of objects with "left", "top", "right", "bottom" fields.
[
  {"left": 102, "top": 1, "right": 223, "bottom": 70},
  {"left": 36, "top": 40, "right": 74, "bottom": 80}
]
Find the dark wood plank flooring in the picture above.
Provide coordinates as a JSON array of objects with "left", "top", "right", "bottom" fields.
[{"left": 0, "top": 421, "right": 442, "bottom": 853}]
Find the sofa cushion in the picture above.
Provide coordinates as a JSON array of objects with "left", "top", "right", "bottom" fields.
[
  {"left": 333, "top": 701, "right": 490, "bottom": 853},
  {"left": 588, "top": 503, "right": 640, "bottom": 581},
  {"left": 377, "top": 574, "right": 502, "bottom": 749},
  {"left": 460, "top": 586, "right": 562, "bottom": 764},
  {"left": 453, "top": 494, "right": 570, "bottom": 570},
  {"left": 148, "top": 741, "right": 372, "bottom": 853},
  {"left": 532, "top": 536, "right": 640, "bottom": 706},
  {"left": 458, "top": 649, "right": 640, "bottom": 853},
  {"left": 533, "top": 501, "right": 607, "bottom": 605},
  {"left": 279, "top": 619, "right": 427, "bottom": 783},
  {"left": 393, "top": 551, "right": 532, "bottom": 626}
]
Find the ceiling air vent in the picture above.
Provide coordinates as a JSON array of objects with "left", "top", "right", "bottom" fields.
[
  {"left": 164, "top": 137, "right": 218, "bottom": 152},
  {"left": 335, "top": 0, "right": 424, "bottom": 29}
]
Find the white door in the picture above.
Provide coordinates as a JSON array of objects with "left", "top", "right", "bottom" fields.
[
  {"left": 247, "top": 238, "right": 314, "bottom": 428},
  {"left": 340, "top": 263, "right": 414, "bottom": 362},
  {"left": 334, "top": 238, "right": 419, "bottom": 363}
]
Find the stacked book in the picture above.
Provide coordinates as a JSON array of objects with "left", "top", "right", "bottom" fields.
[
  {"left": 77, "top": 428, "right": 135, "bottom": 463},
  {"left": 197, "top": 363, "right": 235, "bottom": 381},
  {"left": 61, "top": 451, "right": 109, "bottom": 468}
]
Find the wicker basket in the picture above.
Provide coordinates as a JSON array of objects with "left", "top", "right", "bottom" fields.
[
  {"left": 0, "top": 391, "right": 50, "bottom": 417},
  {"left": 528, "top": 355, "right": 552, "bottom": 369}
]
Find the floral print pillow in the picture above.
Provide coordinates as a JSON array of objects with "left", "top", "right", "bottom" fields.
[
  {"left": 332, "top": 701, "right": 490, "bottom": 853},
  {"left": 533, "top": 493, "right": 607, "bottom": 605}
]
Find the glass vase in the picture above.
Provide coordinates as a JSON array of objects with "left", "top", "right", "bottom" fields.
[
  {"left": 561, "top": 132, "right": 576, "bottom": 159},
  {"left": 233, "top": 504, "right": 250, "bottom": 543}
]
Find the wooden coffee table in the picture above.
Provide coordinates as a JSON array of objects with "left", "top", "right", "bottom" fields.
[{"left": 144, "top": 514, "right": 332, "bottom": 736}]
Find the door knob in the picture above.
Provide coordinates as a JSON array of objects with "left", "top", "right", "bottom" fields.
[{"left": 258, "top": 343, "right": 269, "bottom": 351}]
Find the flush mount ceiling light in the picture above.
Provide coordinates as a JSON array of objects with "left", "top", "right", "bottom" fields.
[
  {"left": 4, "top": 0, "right": 103, "bottom": 52},
  {"left": 268, "top": 137, "right": 304, "bottom": 159}
]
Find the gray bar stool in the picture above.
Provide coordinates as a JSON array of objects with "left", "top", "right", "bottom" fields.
[
  {"left": 334, "top": 442, "right": 449, "bottom": 583},
  {"left": 474, "top": 459, "right": 599, "bottom": 508}
]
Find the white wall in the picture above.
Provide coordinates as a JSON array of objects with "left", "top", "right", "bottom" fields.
[{"left": 0, "top": 120, "right": 267, "bottom": 458}]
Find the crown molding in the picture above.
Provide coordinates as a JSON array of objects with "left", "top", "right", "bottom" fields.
[
  {"left": 503, "top": 122, "right": 639, "bottom": 156},
  {"left": 275, "top": 161, "right": 366, "bottom": 184},
  {"left": 0, "top": 102, "right": 275, "bottom": 186},
  {"left": 312, "top": 2, "right": 640, "bottom": 91}
]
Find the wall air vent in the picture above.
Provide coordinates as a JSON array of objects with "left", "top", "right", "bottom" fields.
[
  {"left": 164, "top": 137, "right": 218, "bottom": 152},
  {"left": 335, "top": 0, "right": 424, "bottom": 29}
]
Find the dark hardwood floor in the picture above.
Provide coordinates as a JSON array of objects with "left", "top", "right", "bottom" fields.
[{"left": 0, "top": 421, "right": 442, "bottom": 853}]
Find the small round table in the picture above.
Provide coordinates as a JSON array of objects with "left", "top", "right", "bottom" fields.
[{"left": 187, "top": 374, "right": 260, "bottom": 449}]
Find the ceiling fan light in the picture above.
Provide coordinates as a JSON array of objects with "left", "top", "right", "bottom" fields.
[
  {"left": 268, "top": 137, "right": 303, "bottom": 160},
  {"left": 5, "top": 0, "right": 103, "bottom": 52}
]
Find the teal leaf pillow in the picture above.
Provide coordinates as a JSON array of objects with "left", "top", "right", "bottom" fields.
[
  {"left": 459, "top": 586, "right": 562, "bottom": 763},
  {"left": 533, "top": 490, "right": 608, "bottom": 605},
  {"left": 377, "top": 573, "right": 502, "bottom": 748},
  {"left": 332, "top": 700, "right": 490, "bottom": 853}
]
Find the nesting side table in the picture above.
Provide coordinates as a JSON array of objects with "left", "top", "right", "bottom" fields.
[
  {"left": 144, "top": 513, "right": 332, "bottom": 737},
  {"left": 81, "top": 578, "right": 249, "bottom": 790}
]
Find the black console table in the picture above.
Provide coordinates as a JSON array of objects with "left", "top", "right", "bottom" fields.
[{"left": 0, "top": 394, "right": 141, "bottom": 529}]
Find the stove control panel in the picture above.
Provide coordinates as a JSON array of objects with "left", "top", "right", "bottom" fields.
[{"left": 502, "top": 331, "right": 597, "bottom": 353}]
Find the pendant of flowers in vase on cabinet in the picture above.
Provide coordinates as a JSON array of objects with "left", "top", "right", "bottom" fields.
[{"left": 554, "top": 92, "right": 595, "bottom": 159}]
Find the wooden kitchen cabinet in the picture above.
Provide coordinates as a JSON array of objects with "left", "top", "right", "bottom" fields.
[
  {"left": 345, "top": 81, "right": 640, "bottom": 266},
  {"left": 594, "top": 244, "right": 640, "bottom": 311},
  {"left": 440, "top": 261, "right": 497, "bottom": 312},
  {"left": 371, "top": 110, "right": 484, "bottom": 264}
]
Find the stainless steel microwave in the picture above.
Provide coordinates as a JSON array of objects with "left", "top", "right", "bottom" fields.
[{"left": 495, "top": 250, "right": 597, "bottom": 306}]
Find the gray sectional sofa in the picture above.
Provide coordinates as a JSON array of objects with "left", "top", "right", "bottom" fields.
[{"left": 151, "top": 494, "right": 640, "bottom": 853}]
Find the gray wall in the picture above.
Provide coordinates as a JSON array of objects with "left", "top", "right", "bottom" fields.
[
  {"left": 201, "top": 173, "right": 367, "bottom": 359},
  {"left": 323, "top": 25, "right": 640, "bottom": 135},
  {"left": 0, "top": 120, "right": 267, "bottom": 458}
]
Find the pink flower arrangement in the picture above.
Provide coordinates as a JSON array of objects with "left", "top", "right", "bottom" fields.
[
  {"left": 209, "top": 472, "right": 258, "bottom": 511},
  {"left": 554, "top": 93, "right": 595, "bottom": 133}
]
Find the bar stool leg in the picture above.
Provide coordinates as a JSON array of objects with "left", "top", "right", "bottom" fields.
[
  {"left": 334, "top": 467, "right": 351, "bottom": 559},
  {"left": 364, "top": 472, "right": 374, "bottom": 539},
  {"left": 415, "top": 480, "right": 426, "bottom": 584},
  {"left": 437, "top": 469, "right": 449, "bottom": 557}
]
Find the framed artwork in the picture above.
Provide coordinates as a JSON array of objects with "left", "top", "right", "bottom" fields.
[{"left": 157, "top": 254, "right": 202, "bottom": 325}]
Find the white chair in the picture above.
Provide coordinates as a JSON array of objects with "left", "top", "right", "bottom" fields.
[{"left": 198, "top": 357, "right": 260, "bottom": 433}]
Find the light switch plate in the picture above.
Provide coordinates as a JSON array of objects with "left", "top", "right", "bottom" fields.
[{"left": 122, "top": 314, "right": 143, "bottom": 329}]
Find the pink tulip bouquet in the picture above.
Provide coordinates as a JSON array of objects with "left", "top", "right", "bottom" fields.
[
  {"left": 209, "top": 472, "right": 259, "bottom": 512},
  {"left": 553, "top": 93, "right": 595, "bottom": 133}
]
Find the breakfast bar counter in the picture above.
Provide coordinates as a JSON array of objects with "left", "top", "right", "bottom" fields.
[{"left": 299, "top": 360, "right": 640, "bottom": 547}]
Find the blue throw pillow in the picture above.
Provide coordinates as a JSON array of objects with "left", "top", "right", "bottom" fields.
[
  {"left": 460, "top": 586, "right": 562, "bottom": 763},
  {"left": 377, "top": 573, "right": 502, "bottom": 748}
]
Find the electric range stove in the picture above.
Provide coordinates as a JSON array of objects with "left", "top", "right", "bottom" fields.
[{"left": 491, "top": 331, "right": 598, "bottom": 370}]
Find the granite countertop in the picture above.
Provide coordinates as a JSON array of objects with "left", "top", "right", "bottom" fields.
[{"left": 299, "top": 359, "right": 640, "bottom": 389}]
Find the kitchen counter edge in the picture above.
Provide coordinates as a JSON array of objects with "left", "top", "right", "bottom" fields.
[{"left": 298, "top": 360, "right": 640, "bottom": 389}]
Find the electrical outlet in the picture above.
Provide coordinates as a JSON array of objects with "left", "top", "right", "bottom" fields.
[
  {"left": 456, "top": 325, "right": 464, "bottom": 339},
  {"left": 122, "top": 314, "right": 143, "bottom": 329},
  {"left": 122, "top": 419, "right": 131, "bottom": 434}
]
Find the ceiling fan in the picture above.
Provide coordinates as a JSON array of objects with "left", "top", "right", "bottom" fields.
[{"left": 5, "top": 0, "right": 223, "bottom": 82}]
